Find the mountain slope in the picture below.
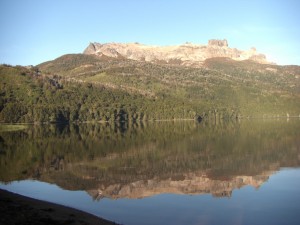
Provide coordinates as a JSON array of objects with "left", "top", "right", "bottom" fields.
[
  {"left": 0, "top": 46, "right": 300, "bottom": 123},
  {"left": 0, "top": 63, "right": 199, "bottom": 123},
  {"left": 39, "top": 53, "right": 300, "bottom": 116}
]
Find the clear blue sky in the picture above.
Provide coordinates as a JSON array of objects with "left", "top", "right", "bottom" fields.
[{"left": 0, "top": 0, "right": 299, "bottom": 65}]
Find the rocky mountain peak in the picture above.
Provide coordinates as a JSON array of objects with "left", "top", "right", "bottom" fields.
[
  {"left": 83, "top": 39, "right": 270, "bottom": 66},
  {"left": 83, "top": 42, "right": 97, "bottom": 55}
]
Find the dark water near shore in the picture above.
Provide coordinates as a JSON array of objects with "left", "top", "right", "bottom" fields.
[{"left": 0, "top": 119, "right": 300, "bottom": 225}]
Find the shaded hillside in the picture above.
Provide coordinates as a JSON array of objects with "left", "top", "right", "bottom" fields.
[{"left": 0, "top": 53, "right": 300, "bottom": 123}]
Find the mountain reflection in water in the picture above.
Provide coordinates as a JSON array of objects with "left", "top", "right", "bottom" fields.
[{"left": 0, "top": 119, "right": 300, "bottom": 200}]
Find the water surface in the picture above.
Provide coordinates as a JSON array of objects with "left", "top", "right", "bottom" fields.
[{"left": 0, "top": 120, "right": 299, "bottom": 225}]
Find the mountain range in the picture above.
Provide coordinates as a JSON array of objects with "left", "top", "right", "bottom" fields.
[{"left": 0, "top": 39, "right": 299, "bottom": 123}]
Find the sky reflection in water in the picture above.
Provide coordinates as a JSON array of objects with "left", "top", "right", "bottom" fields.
[{"left": 1, "top": 169, "right": 299, "bottom": 225}]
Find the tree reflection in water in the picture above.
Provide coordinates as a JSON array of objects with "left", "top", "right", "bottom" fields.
[{"left": 0, "top": 119, "right": 299, "bottom": 199}]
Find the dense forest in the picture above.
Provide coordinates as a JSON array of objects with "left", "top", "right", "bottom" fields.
[{"left": 0, "top": 54, "right": 300, "bottom": 123}]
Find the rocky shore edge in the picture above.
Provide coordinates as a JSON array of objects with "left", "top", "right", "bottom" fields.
[{"left": 0, "top": 189, "right": 119, "bottom": 225}]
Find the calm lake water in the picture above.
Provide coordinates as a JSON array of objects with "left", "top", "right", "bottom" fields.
[{"left": 0, "top": 119, "right": 300, "bottom": 225}]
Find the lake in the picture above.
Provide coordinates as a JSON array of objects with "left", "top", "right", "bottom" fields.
[{"left": 0, "top": 119, "right": 300, "bottom": 225}]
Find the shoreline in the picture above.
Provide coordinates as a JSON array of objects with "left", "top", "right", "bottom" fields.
[{"left": 0, "top": 189, "right": 119, "bottom": 225}]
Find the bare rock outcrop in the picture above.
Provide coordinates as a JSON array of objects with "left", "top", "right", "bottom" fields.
[
  {"left": 208, "top": 39, "right": 229, "bottom": 47},
  {"left": 83, "top": 39, "right": 270, "bottom": 66}
]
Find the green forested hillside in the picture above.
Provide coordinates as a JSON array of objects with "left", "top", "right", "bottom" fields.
[
  {"left": 0, "top": 64, "right": 198, "bottom": 123},
  {"left": 0, "top": 54, "right": 300, "bottom": 123}
]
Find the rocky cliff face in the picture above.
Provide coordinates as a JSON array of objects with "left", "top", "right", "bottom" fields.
[{"left": 83, "top": 39, "right": 269, "bottom": 66}]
